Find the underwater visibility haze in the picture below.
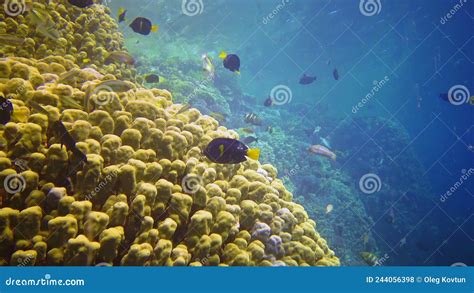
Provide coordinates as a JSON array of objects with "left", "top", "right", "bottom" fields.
[{"left": 0, "top": 0, "right": 472, "bottom": 267}]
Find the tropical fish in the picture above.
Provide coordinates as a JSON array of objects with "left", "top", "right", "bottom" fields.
[
  {"left": 0, "top": 96, "right": 28, "bottom": 124},
  {"left": 307, "top": 144, "right": 336, "bottom": 160},
  {"left": 203, "top": 138, "right": 260, "bottom": 164},
  {"left": 0, "top": 96, "right": 13, "bottom": 125},
  {"left": 29, "top": 101, "right": 87, "bottom": 163},
  {"left": 210, "top": 112, "right": 226, "bottom": 122},
  {"left": 95, "top": 80, "right": 133, "bottom": 92},
  {"left": 27, "top": 7, "right": 60, "bottom": 41},
  {"left": 144, "top": 74, "right": 160, "bottom": 83},
  {"left": 240, "top": 128, "right": 254, "bottom": 134},
  {"left": 129, "top": 17, "right": 158, "bottom": 35},
  {"left": 242, "top": 136, "right": 258, "bottom": 144},
  {"left": 320, "top": 136, "right": 331, "bottom": 148},
  {"left": 0, "top": 34, "right": 25, "bottom": 46},
  {"left": 202, "top": 54, "right": 215, "bottom": 79},
  {"left": 68, "top": 0, "right": 94, "bottom": 8},
  {"left": 312, "top": 126, "right": 321, "bottom": 135},
  {"left": 118, "top": 7, "right": 127, "bottom": 23},
  {"left": 264, "top": 96, "right": 273, "bottom": 107},
  {"left": 360, "top": 252, "right": 379, "bottom": 266},
  {"left": 244, "top": 113, "right": 262, "bottom": 126},
  {"left": 57, "top": 68, "right": 82, "bottom": 83},
  {"left": 105, "top": 51, "right": 135, "bottom": 65},
  {"left": 326, "top": 204, "right": 333, "bottom": 214},
  {"left": 174, "top": 103, "right": 191, "bottom": 115},
  {"left": 333, "top": 69, "right": 339, "bottom": 80},
  {"left": 299, "top": 74, "right": 317, "bottom": 85},
  {"left": 60, "top": 95, "right": 83, "bottom": 110},
  {"left": 52, "top": 120, "right": 87, "bottom": 163},
  {"left": 219, "top": 51, "right": 240, "bottom": 73}
]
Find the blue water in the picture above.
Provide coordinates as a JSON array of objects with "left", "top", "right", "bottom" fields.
[{"left": 110, "top": 0, "right": 473, "bottom": 265}]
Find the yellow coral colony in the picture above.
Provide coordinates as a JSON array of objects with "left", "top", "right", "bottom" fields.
[{"left": 0, "top": 1, "right": 339, "bottom": 266}]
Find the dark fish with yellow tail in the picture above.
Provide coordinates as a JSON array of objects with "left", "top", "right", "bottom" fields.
[
  {"left": 0, "top": 96, "right": 28, "bottom": 124},
  {"left": 360, "top": 252, "right": 379, "bottom": 266},
  {"left": 203, "top": 138, "right": 260, "bottom": 164},
  {"left": 219, "top": 51, "right": 240, "bottom": 73},
  {"left": 0, "top": 96, "right": 14, "bottom": 125},
  {"left": 244, "top": 112, "right": 262, "bottom": 126},
  {"left": 118, "top": 7, "right": 127, "bottom": 23},
  {"left": 129, "top": 17, "right": 159, "bottom": 35}
]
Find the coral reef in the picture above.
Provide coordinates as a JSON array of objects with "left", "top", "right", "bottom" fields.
[{"left": 0, "top": 0, "right": 338, "bottom": 266}]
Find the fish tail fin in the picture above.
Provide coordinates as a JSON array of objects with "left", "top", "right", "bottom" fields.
[
  {"left": 247, "top": 148, "right": 260, "bottom": 161},
  {"left": 151, "top": 25, "right": 159, "bottom": 32},
  {"left": 118, "top": 7, "right": 125, "bottom": 14},
  {"left": 332, "top": 153, "right": 337, "bottom": 160},
  {"left": 219, "top": 51, "right": 227, "bottom": 59},
  {"left": 27, "top": 100, "right": 49, "bottom": 116},
  {"left": 235, "top": 70, "right": 240, "bottom": 75},
  {"left": 61, "top": 96, "right": 83, "bottom": 110}
]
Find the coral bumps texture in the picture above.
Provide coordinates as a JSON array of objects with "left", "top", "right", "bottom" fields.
[{"left": 0, "top": 1, "right": 339, "bottom": 266}]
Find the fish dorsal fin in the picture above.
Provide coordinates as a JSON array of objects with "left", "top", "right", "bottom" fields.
[{"left": 219, "top": 51, "right": 227, "bottom": 59}]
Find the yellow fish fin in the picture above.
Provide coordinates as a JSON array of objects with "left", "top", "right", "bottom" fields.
[
  {"left": 118, "top": 7, "right": 125, "bottom": 14},
  {"left": 246, "top": 148, "right": 260, "bottom": 161},
  {"left": 219, "top": 51, "right": 227, "bottom": 59},
  {"left": 83, "top": 58, "right": 90, "bottom": 63},
  {"left": 235, "top": 70, "right": 240, "bottom": 75},
  {"left": 151, "top": 25, "right": 159, "bottom": 32}
]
